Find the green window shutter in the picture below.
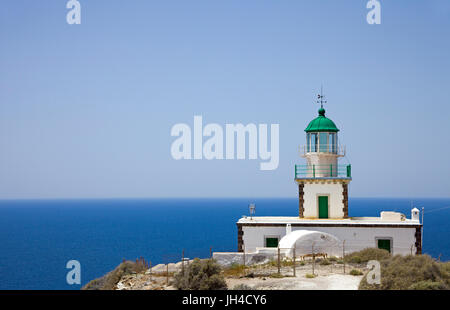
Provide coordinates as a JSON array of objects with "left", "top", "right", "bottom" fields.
[
  {"left": 265, "top": 237, "right": 279, "bottom": 248},
  {"left": 377, "top": 239, "right": 391, "bottom": 253}
]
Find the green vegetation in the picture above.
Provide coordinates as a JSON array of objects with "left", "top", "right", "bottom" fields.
[
  {"left": 359, "top": 254, "right": 450, "bottom": 290},
  {"left": 350, "top": 269, "right": 363, "bottom": 276},
  {"left": 305, "top": 273, "right": 317, "bottom": 278},
  {"left": 82, "top": 260, "right": 148, "bottom": 290},
  {"left": 408, "top": 281, "right": 447, "bottom": 290},
  {"left": 174, "top": 258, "right": 227, "bottom": 290},
  {"left": 345, "top": 248, "right": 391, "bottom": 264}
]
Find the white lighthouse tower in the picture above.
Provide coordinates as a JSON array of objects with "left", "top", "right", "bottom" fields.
[
  {"left": 227, "top": 91, "right": 423, "bottom": 259},
  {"left": 295, "top": 93, "right": 351, "bottom": 219}
]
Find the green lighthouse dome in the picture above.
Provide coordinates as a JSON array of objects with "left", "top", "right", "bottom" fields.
[{"left": 305, "top": 108, "right": 339, "bottom": 132}]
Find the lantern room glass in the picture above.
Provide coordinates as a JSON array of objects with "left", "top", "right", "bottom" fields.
[
  {"left": 311, "top": 133, "right": 318, "bottom": 152},
  {"left": 329, "top": 133, "right": 336, "bottom": 153},
  {"left": 307, "top": 132, "right": 337, "bottom": 153},
  {"left": 306, "top": 133, "right": 310, "bottom": 152},
  {"left": 319, "top": 133, "right": 328, "bottom": 152}
]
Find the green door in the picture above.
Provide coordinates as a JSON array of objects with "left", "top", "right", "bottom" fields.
[
  {"left": 265, "top": 237, "right": 279, "bottom": 248},
  {"left": 318, "top": 196, "right": 328, "bottom": 219},
  {"left": 378, "top": 239, "right": 391, "bottom": 253}
]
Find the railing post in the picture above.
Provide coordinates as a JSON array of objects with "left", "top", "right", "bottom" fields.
[
  {"left": 313, "top": 165, "right": 315, "bottom": 178},
  {"left": 343, "top": 240, "right": 346, "bottom": 274},
  {"left": 312, "top": 242, "right": 315, "bottom": 275},
  {"left": 293, "top": 245, "right": 296, "bottom": 277},
  {"left": 277, "top": 247, "right": 281, "bottom": 275}
]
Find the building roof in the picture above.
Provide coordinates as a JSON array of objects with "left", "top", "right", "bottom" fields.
[
  {"left": 305, "top": 108, "right": 339, "bottom": 133},
  {"left": 237, "top": 216, "right": 421, "bottom": 226}
]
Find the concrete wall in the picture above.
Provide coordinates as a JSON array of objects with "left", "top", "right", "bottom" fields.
[
  {"left": 303, "top": 183, "right": 344, "bottom": 218},
  {"left": 213, "top": 252, "right": 276, "bottom": 267},
  {"left": 241, "top": 225, "right": 417, "bottom": 256}
]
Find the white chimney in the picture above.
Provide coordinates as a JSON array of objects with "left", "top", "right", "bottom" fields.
[
  {"left": 411, "top": 208, "right": 420, "bottom": 222},
  {"left": 286, "top": 223, "right": 292, "bottom": 235}
]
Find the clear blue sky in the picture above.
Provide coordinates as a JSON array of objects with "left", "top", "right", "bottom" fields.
[{"left": 1, "top": 1, "right": 449, "bottom": 199}]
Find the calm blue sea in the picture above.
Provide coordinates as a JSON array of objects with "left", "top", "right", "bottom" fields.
[{"left": 0, "top": 198, "right": 449, "bottom": 290}]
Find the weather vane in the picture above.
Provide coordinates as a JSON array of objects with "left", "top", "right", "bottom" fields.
[{"left": 316, "top": 85, "right": 327, "bottom": 109}]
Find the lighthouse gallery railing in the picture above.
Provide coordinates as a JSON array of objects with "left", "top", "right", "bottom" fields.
[{"left": 295, "top": 164, "right": 352, "bottom": 179}]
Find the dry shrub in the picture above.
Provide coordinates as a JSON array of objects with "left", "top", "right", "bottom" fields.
[
  {"left": 174, "top": 258, "right": 227, "bottom": 290},
  {"left": 408, "top": 281, "right": 447, "bottom": 290},
  {"left": 232, "top": 284, "right": 253, "bottom": 290},
  {"left": 345, "top": 248, "right": 391, "bottom": 264},
  {"left": 328, "top": 256, "right": 338, "bottom": 262},
  {"left": 350, "top": 269, "right": 363, "bottom": 276},
  {"left": 82, "top": 260, "right": 148, "bottom": 290},
  {"left": 320, "top": 259, "right": 331, "bottom": 266},
  {"left": 359, "top": 254, "right": 449, "bottom": 290},
  {"left": 222, "top": 263, "right": 247, "bottom": 277},
  {"left": 269, "top": 273, "right": 285, "bottom": 278}
]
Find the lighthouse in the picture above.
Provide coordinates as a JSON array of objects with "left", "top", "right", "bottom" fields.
[
  {"left": 295, "top": 100, "right": 351, "bottom": 219},
  {"left": 223, "top": 92, "right": 423, "bottom": 260}
]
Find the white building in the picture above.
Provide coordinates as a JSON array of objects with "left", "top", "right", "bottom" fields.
[{"left": 235, "top": 104, "right": 422, "bottom": 258}]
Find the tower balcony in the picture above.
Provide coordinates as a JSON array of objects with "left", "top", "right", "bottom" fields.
[
  {"left": 299, "top": 145, "right": 346, "bottom": 157},
  {"left": 295, "top": 164, "right": 352, "bottom": 179}
]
